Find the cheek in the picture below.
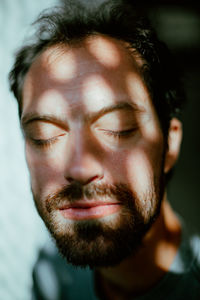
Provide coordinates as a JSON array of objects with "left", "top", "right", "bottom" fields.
[
  {"left": 126, "top": 151, "right": 155, "bottom": 192},
  {"left": 25, "top": 144, "right": 66, "bottom": 196},
  {"left": 106, "top": 141, "right": 164, "bottom": 191}
]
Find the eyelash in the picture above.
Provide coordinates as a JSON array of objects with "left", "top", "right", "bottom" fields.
[
  {"left": 30, "top": 137, "right": 58, "bottom": 148},
  {"left": 101, "top": 128, "right": 136, "bottom": 138}
]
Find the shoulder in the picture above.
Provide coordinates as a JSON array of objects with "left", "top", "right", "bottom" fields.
[
  {"left": 188, "top": 234, "right": 200, "bottom": 281},
  {"left": 137, "top": 229, "right": 200, "bottom": 300},
  {"left": 168, "top": 230, "right": 200, "bottom": 298}
]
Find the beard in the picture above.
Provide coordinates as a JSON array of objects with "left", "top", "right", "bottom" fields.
[{"left": 33, "top": 170, "right": 165, "bottom": 269}]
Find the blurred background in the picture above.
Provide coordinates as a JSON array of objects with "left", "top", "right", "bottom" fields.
[
  {"left": 0, "top": 0, "right": 199, "bottom": 299},
  {"left": 146, "top": 1, "right": 200, "bottom": 233}
]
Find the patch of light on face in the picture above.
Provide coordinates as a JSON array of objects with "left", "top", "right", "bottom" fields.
[
  {"left": 125, "top": 150, "right": 161, "bottom": 222},
  {"left": 126, "top": 153, "right": 152, "bottom": 205},
  {"left": 86, "top": 35, "right": 121, "bottom": 68},
  {"left": 26, "top": 89, "right": 71, "bottom": 118},
  {"left": 22, "top": 87, "right": 71, "bottom": 119},
  {"left": 128, "top": 150, "right": 151, "bottom": 184},
  {"left": 44, "top": 46, "right": 78, "bottom": 81},
  {"left": 50, "top": 210, "right": 75, "bottom": 235},
  {"left": 82, "top": 75, "right": 116, "bottom": 112},
  {"left": 126, "top": 72, "right": 150, "bottom": 107}
]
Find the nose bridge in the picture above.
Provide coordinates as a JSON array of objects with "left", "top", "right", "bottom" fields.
[
  {"left": 73, "top": 132, "right": 92, "bottom": 165},
  {"left": 65, "top": 129, "right": 103, "bottom": 184}
]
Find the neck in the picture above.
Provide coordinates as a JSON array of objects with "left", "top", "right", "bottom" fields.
[{"left": 97, "top": 196, "right": 181, "bottom": 299}]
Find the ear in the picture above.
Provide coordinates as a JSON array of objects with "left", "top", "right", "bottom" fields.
[{"left": 164, "top": 118, "right": 182, "bottom": 174}]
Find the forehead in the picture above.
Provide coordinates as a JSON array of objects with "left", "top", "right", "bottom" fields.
[
  {"left": 22, "top": 35, "right": 151, "bottom": 117},
  {"left": 30, "top": 34, "right": 143, "bottom": 74}
]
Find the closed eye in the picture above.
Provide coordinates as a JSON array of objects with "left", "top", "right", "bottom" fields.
[{"left": 29, "top": 134, "right": 66, "bottom": 148}]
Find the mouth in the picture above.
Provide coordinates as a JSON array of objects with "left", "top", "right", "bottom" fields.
[{"left": 58, "top": 200, "right": 121, "bottom": 220}]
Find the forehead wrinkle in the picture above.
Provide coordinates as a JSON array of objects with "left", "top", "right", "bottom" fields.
[
  {"left": 38, "top": 45, "right": 78, "bottom": 82},
  {"left": 28, "top": 44, "right": 118, "bottom": 90},
  {"left": 26, "top": 34, "right": 145, "bottom": 88},
  {"left": 25, "top": 37, "right": 145, "bottom": 96}
]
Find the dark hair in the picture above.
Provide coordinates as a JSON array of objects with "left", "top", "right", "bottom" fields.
[{"left": 9, "top": 0, "right": 185, "bottom": 137}]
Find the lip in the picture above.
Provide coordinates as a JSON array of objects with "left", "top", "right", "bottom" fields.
[
  {"left": 59, "top": 200, "right": 120, "bottom": 209},
  {"left": 58, "top": 201, "right": 121, "bottom": 220}
]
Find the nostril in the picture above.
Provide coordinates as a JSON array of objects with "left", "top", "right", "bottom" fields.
[{"left": 66, "top": 177, "right": 74, "bottom": 184}]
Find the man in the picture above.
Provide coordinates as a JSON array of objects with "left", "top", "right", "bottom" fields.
[{"left": 9, "top": 0, "right": 200, "bottom": 299}]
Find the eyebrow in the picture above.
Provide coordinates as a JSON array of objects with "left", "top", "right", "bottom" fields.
[
  {"left": 84, "top": 102, "right": 145, "bottom": 123},
  {"left": 21, "top": 101, "right": 145, "bottom": 129},
  {"left": 21, "top": 113, "right": 68, "bottom": 130}
]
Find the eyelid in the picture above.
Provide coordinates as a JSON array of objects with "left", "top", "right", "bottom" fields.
[
  {"left": 22, "top": 120, "right": 69, "bottom": 140},
  {"left": 24, "top": 120, "right": 67, "bottom": 137},
  {"left": 98, "top": 128, "right": 137, "bottom": 138}
]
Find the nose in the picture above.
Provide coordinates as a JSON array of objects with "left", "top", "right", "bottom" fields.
[{"left": 64, "top": 135, "right": 104, "bottom": 185}]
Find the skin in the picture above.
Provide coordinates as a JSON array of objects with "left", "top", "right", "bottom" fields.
[{"left": 21, "top": 35, "right": 182, "bottom": 298}]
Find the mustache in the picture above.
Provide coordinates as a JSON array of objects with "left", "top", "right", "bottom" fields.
[{"left": 45, "top": 182, "right": 135, "bottom": 213}]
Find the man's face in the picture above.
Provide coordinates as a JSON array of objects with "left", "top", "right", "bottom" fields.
[{"left": 22, "top": 35, "right": 166, "bottom": 267}]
